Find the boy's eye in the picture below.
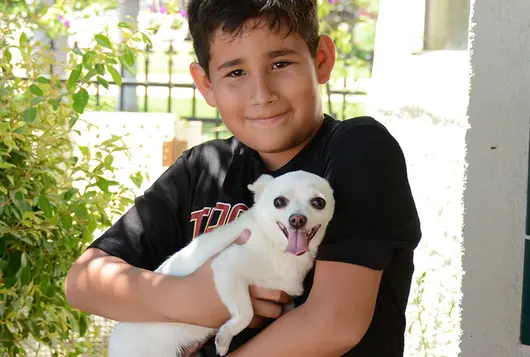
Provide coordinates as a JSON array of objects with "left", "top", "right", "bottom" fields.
[
  {"left": 272, "top": 61, "right": 291, "bottom": 69},
  {"left": 227, "top": 69, "right": 244, "bottom": 77}
]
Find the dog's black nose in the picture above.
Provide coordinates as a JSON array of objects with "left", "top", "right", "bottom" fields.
[{"left": 289, "top": 214, "right": 307, "bottom": 229}]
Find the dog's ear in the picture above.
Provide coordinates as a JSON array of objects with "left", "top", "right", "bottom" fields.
[{"left": 248, "top": 174, "right": 274, "bottom": 197}]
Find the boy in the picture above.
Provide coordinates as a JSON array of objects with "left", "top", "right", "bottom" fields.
[{"left": 64, "top": 0, "right": 422, "bottom": 356}]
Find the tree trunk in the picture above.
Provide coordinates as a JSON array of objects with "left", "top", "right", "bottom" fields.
[{"left": 117, "top": 0, "right": 140, "bottom": 112}]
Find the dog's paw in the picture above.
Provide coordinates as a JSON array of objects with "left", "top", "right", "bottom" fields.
[{"left": 215, "top": 329, "right": 233, "bottom": 356}]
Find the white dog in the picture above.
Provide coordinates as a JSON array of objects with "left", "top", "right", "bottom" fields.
[{"left": 107, "top": 170, "right": 335, "bottom": 357}]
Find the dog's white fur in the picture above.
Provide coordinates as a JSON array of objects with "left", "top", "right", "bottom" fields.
[{"left": 107, "top": 170, "right": 335, "bottom": 357}]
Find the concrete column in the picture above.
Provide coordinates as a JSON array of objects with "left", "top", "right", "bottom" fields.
[{"left": 461, "top": 0, "right": 530, "bottom": 356}]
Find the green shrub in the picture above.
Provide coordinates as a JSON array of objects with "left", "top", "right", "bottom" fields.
[{"left": 0, "top": 10, "right": 150, "bottom": 356}]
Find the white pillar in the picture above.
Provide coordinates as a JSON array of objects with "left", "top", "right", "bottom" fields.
[{"left": 461, "top": 0, "right": 530, "bottom": 356}]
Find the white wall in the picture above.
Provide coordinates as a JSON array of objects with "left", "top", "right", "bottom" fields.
[
  {"left": 461, "top": 0, "right": 530, "bottom": 355},
  {"left": 367, "top": 0, "right": 468, "bottom": 356}
]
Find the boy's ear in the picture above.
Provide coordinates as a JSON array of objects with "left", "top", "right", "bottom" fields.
[
  {"left": 248, "top": 174, "right": 274, "bottom": 197},
  {"left": 315, "top": 34, "right": 336, "bottom": 85},
  {"left": 189, "top": 62, "right": 218, "bottom": 108}
]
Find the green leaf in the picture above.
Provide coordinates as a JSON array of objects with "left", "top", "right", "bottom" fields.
[
  {"left": 6, "top": 319, "right": 16, "bottom": 334},
  {"left": 20, "top": 252, "right": 27, "bottom": 269},
  {"left": 23, "top": 108, "right": 37, "bottom": 123},
  {"left": 67, "top": 310, "right": 80, "bottom": 335},
  {"left": 125, "top": 49, "right": 135, "bottom": 67},
  {"left": 6, "top": 252, "right": 22, "bottom": 276},
  {"left": 96, "top": 177, "right": 110, "bottom": 193},
  {"left": 63, "top": 188, "right": 79, "bottom": 201},
  {"left": 15, "top": 191, "right": 23, "bottom": 201},
  {"left": 79, "top": 146, "right": 90, "bottom": 157},
  {"left": 0, "top": 162, "right": 16, "bottom": 169},
  {"left": 130, "top": 171, "right": 144, "bottom": 188},
  {"left": 31, "top": 96, "right": 45, "bottom": 106},
  {"left": 41, "top": 172, "right": 55, "bottom": 191},
  {"left": 104, "top": 155, "right": 114, "bottom": 167},
  {"left": 82, "top": 51, "right": 96, "bottom": 70},
  {"left": 69, "top": 116, "right": 78, "bottom": 129},
  {"left": 83, "top": 68, "right": 97, "bottom": 82},
  {"left": 107, "top": 65, "right": 122, "bottom": 85},
  {"left": 96, "top": 76, "right": 109, "bottom": 89},
  {"left": 36, "top": 76, "right": 51, "bottom": 84},
  {"left": 72, "top": 47, "right": 84, "bottom": 56},
  {"left": 118, "top": 54, "right": 136, "bottom": 76},
  {"left": 19, "top": 265, "right": 31, "bottom": 287},
  {"left": 37, "top": 195, "right": 54, "bottom": 218},
  {"left": 67, "top": 65, "right": 82, "bottom": 92},
  {"left": 78, "top": 313, "right": 88, "bottom": 337},
  {"left": 48, "top": 98, "right": 61, "bottom": 111},
  {"left": 74, "top": 205, "right": 89, "bottom": 220},
  {"left": 73, "top": 88, "right": 89, "bottom": 114},
  {"left": 3, "top": 48, "right": 12, "bottom": 62},
  {"left": 95, "top": 63, "right": 105, "bottom": 75},
  {"left": 101, "top": 135, "right": 122, "bottom": 146},
  {"left": 95, "top": 34, "right": 112, "bottom": 49},
  {"left": 0, "top": 298, "right": 5, "bottom": 317},
  {"left": 118, "top": 21, "right": 134, "bottom": 29},
  {"left": 29, "top": 84, "right": 43, "bottom": 96},
  {"left": 141, "top": 33, "right": 152, "bottom": 47},
  {"left": 19, "top": 32, "right": 28, "bottom": 47},
  {"left": 61, "top": 215, "right": 73, "bottom": 229}
]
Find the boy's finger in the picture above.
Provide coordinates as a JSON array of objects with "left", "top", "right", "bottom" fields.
[
  {"left": 251, "top": 298, "right": 284, "bottom": 319},
  {"left": 231, "top": 228, "right": 251, "bottom": 245},
  {"left": 247, "top": 316, "right": 265, "bottom": 328},
  {"left": 249, "top": 286, "right": 292, "bottom": 304},
  {"left": 207, "top": 229, "right": 252, "bottom": 262}
]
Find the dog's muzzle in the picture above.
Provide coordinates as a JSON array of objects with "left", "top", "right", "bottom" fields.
[{"left": 277, "top": 222, "right": 321, "bottom": 256}]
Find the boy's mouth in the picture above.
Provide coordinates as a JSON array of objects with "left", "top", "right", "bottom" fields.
[
  {"left": 251, "top": 110, "right": 289, "bottom": 123},
  {"left": 276, "top": 222, "right": 321, "bottom": 256}
]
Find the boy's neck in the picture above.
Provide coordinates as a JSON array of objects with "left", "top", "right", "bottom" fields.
[{"left": 258, "top": 117, "right": 324, "bottom": 171}]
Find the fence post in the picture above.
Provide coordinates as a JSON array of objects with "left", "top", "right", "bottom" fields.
[
  {"left": 167, "top": 41, "right": 175, "bottom": 113},
  {"left": 144, "top": 43, "right": 151, "bottom": 112}
]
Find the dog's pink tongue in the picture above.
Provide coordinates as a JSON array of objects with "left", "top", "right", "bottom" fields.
[{"left": 285, "top": 229, "right": 309, "bottom": 256}]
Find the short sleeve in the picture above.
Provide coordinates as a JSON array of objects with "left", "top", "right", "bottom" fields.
[
  {"left": 316, "top": 120, "right": 421, "bottom": 270},
  {"left": 88, "top": 151, "right": 194, "bottom": 271}
]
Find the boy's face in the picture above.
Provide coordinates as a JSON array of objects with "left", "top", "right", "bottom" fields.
[{"left": 190, "top": 18, "right": 336, "bottom": 169}]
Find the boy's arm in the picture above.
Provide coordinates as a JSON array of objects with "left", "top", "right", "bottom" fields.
[
  {"left": 65, "top": 247, "right": 234, "bottom": 328},
  {"left": 227, "top": 260, "right": 382, "bottom": 356}
]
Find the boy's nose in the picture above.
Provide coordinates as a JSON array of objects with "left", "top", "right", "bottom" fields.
[
  {"left": 250, "top": 75, "right": 278, "bottom": 106},
  {"left": 289, "top": 214, "right": 307, "bottom": 229}
]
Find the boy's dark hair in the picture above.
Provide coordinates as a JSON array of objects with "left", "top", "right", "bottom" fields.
[{"left": 186, "top": 0, "right": 320, "bottom": 78}]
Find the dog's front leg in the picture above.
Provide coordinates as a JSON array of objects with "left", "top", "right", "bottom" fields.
[{"left": 212, "top": 267, "right": 253, "bottom": 356}]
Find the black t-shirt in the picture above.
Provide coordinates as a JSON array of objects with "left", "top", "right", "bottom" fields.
[{"left": 89, "top": 114, "right": 422, "bottom": 356}]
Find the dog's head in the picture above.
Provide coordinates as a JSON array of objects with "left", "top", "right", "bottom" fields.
[{"left": 248, "top": 170, "right": 335, "bottom": 257}]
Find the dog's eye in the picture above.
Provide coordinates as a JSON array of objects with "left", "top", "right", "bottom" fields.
[
  {"left": 311, "top": 197, "right": 326, "bottom": 210},
  {"left": 273, "top": 196, "right": 288, "bottom": 209}
]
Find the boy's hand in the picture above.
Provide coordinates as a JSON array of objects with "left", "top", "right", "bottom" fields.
[{"left": 247, "top": 286, "right": 292, "bottom": 328}]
